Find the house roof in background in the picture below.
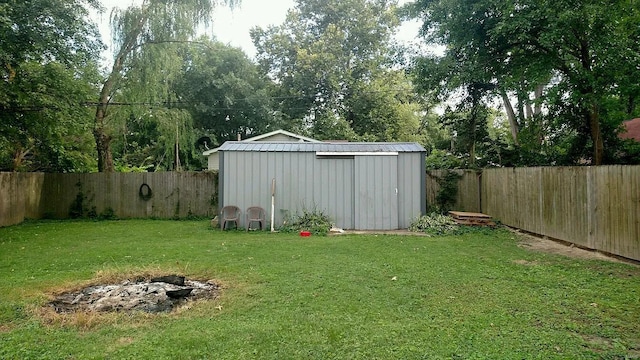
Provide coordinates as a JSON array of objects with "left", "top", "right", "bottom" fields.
[
  {"left": 620, "top": 118, "right": 640, "bottom": 141},
  {"left": 218, "top": 141, "right": 426, "bottom": 153},
  {"left": 243, "top": 129, "right": 321, "bottom": 143},
  {"left": 203, "top": 129, "right": 321, "bottom": 156}
]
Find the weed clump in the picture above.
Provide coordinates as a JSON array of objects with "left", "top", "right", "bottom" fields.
[
  {"left": 409, "top": 213, "right": 461, "bottom": 236},
  {"left": 410, "top": 213, "right": 500, "bottom": 236},
  {"left": 279, "top": 207, "right": 333, "bottom": 236}
]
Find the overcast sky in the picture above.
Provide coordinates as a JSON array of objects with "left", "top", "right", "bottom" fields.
[{"left": 93, "top": 0, "right": 428, "bottom": 62}]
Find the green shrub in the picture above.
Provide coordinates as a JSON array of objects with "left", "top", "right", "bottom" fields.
[
  {"left": 69, "top": 181, "right": 87, "bottom": 218},
  {"left": 279, "top": 207, "right": 333, "bottom": 236},
  {"left": 425, "top": 149, "right": 464, "bottom": 170},
  {"left": 435, "top": 170, "right": 462, "bottom": 212},
  {"left": 98, "top": 207, "right": 116, "bottom": 220},
  {"left": 409, "top": 212, "right": 460, "bottom": 236}
]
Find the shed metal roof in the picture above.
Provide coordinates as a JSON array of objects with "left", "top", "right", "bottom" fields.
[{"left": 218, "top": 141, "right": 426, "bottom": 153}]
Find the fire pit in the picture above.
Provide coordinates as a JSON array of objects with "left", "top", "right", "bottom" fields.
[{"left": 49, "top": 275, "right": 220, "bottom": 314}]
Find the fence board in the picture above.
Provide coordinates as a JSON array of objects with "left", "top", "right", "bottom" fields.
[
  {"left": 482, "top": 166, "right": 640, "bottom": 261},
  {"left": 426, "top": 170, "right": 480, "bottom": 212},
  {"left": 2, "top": 167, "right": 639, "bottom": 261},
  {"left": 1, "top": 172, "right": 218, "bottom": 227},
  {"left": 0, "top": 173, "right": 46, "bottom": 227}
]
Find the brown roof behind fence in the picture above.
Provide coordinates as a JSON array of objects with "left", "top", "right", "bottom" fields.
[{"left": 620, "top": 118, "right": 640, "bottom": 141}]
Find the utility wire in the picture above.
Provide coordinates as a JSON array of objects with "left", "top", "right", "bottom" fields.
[{"left": 5, "top": 87, "right": 425, "bottom": 113}]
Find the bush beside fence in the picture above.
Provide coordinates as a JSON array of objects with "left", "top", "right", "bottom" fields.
[{"left": 426, "top": 170, "right": 481, "bottom": 212}]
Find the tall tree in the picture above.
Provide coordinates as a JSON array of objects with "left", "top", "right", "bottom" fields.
[
  {"left": 175, "top": 38, "right": 275, "bottom": 146},
  {"left": 251, "top": 0, "right": 429, "bottom": 142},
  {"left": 106, "top": 39, "right": 202, "bottom": 171},
  {"left": 94, "top": 0, "right": 238, "bottom": 172},
  {"left": 0, "top": 62, "right": 99, "bottom": 172},
  {"left": 410, "top": 0, "right": 640, "bottom": 165},
  {"left": 0, "top": 0, "right": 101, "bottom": 69},
  {"left": 0, "top": 0, "right": 102, "bottom": 171}
]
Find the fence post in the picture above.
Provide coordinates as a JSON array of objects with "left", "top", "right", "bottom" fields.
[{"left": 477, "top": 170, "right": 483, "bottom": 213}]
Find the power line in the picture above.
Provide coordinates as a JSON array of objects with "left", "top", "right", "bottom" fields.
[{"left": 5, "top": 87, "right": 425, "bottom": 113}]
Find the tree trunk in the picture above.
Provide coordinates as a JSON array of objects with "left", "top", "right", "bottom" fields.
[
  {"left": 516, "top": 90, "right": 526, "bottom": 126},
  {"left": 92, "top": 8, "right": 149, "bottom": 172},
  {"left": 94, "top": 86, "right": 115, "bottom": 172},
  {"left": 501, "top": 92, "right": 519, "bottom": 145},
  {"left": 589, "top": 105, "right": 604, "bottom": 165},
  {"left": 534, "top": 84, "right": 544, "bottom": 116},
  {"left": 525, "top": 102, "right": 533, "bottom": 120},
  {"left": 94, "top": 74, "right": 117, "bottom": 172},
  {"left": 93, "top": 123, "right": 114, "bottom": 172},
  {"left": 469, "top": 140, "right": 476, "bottom": 167},
  {"left": 12, "top": 146, "right": 30, "bottom": 171}
]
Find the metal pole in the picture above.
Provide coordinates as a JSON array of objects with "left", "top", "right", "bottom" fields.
[{"left": 270, "top": 178, "right": 276, "bottom": 232}]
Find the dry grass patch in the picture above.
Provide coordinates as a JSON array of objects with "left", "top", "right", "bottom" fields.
[{"left": 512, "top": 259, "right": 539, "bottom": 266}]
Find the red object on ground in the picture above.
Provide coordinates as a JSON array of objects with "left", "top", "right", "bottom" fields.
[{"left": 300, "top": 231, "right": 311, "bottom": 237}]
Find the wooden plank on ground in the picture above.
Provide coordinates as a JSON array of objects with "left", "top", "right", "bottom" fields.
[{"left": 448, "top": 211, "right": 492, "bottom": 219}]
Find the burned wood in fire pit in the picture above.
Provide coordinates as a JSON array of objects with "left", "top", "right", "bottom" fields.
[
  {"left": 151, "top": 275, "right": 185, "bottom": 286},
  {"left": 166, "top": 288, "right": 193, "bottom": 299},
  {"left": 49, "top": 275, "right": 219, "bottom": 314}
]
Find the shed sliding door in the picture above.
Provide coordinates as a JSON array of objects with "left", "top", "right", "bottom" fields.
[
  {"left": 354, "top": 155, "right": 398, "bottom": 230},
  {"left": 313, "top": 157, "right": 355, "bottom": 230}
]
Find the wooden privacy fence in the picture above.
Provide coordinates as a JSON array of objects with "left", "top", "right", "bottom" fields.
[
  {"left": 481, "top": 166, "right": 640, "bottom": 261},
  {"left": 0, "top": 172, "right": 46, "bottom": 227},
  {"left": 0, "top": 172, "right": 218, "bottom": 227},
  {"left": 426, "top": 170, "right": 481, "bottom": 212},
  {"left": 426, "top": 166, "right": 640, "bottom": 261},
  {"left": 3, "top": 166, "right": 639, "bottom": 261}
]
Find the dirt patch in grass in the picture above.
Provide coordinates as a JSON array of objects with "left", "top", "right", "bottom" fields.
[
  {"left": 578, "top": 333, "right": 640, "bottom": 356},
  {"left": 0, "top": 324, "right": 13, "bottom": 333},
  {"left": 117, "top": 337, "right": 135, "bottom": 346},
  {"left": 513, "top": 229, "right": 637, "bottom": 265}
]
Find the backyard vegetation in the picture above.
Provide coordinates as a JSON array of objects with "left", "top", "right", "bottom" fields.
[{"left": 0, "top": 220, "right": 639, "bottom": 359}]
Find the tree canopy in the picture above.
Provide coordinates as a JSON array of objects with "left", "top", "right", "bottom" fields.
[
  {"left": 175, "top": 38, "right": 275, "bottom": 146},
  {"left": 409, "top": 0, "right": 640, "bottom": 165},
  {"left": 3, "top": 0, "right": 639, "bottom": 173},
  {"left": 251, "top": 0, "right": 432, "bottom": 143},
  {"left": 0, "top": 0, "right": 102, "bottom": 171},
  {"left": 93, "top": 0, "right": 239, "bottom": 172}
]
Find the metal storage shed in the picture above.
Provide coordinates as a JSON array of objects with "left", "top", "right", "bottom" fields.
[{"left": 218, "top": 141, "right": 426, "bottom": 230}]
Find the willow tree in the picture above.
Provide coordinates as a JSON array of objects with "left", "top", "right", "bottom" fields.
[{"left": 94, "top": 0, "right": 238, "bottom": 172}]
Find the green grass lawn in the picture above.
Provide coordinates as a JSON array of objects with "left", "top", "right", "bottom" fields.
[{"left": 0, "top": 220, "right": 639, "bottom": 359}]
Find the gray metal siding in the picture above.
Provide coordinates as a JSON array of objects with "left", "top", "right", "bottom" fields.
[
  {"left": 397, "top": 153, "right": 424, "bottom": 228},
  {"left": 354, "top": 155, "right": 398, "bottom": 230},
  {"left": 221, "top": 151, "right": 355, "bottom": 229},
  {"left": 220, "top": 142, "right": 425, "bottom": 230},
  {"left": 311, "top": 157, "right": 354, "bottom": 229}
]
